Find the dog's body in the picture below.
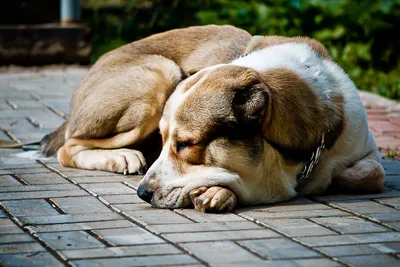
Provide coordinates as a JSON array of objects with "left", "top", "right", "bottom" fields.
[
  {"left": 42, "top": 25, "right": 384, "bottom": 212},
  {"left": 41, "top": 25, "right": 251, "bottom": 172}
]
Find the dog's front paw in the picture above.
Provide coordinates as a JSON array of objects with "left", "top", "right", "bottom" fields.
[
  {"left": 105, "top": 149, "right": 147, "bottom": 175},
  {"left": 190, "top": 186, "right": 237, "bottom": 213}
]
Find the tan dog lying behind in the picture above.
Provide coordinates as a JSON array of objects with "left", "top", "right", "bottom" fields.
[
  {"left": 41, "top": 25, "right": 384, "bottom": 213},
  {"left": 41, "top": 24, "right": 251, "bottom": 171}
]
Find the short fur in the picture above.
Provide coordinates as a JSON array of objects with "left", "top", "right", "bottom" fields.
[
  {"left": 41, "top": 25, "right": 252, "bottom": 173},
  {"left": 137, "top": 36, "right": 384, "bottom": 210},
  {"left": 42, "top": 25, "right": 384, "bottom": 212}
]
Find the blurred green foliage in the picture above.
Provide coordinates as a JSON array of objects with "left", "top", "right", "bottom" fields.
[{"left": 82, "top": 0, "right": 400, "bottom": 100}]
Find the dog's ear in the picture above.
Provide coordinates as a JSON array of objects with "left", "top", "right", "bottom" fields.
[{"left": 232, "top": 83, "right": 269, "bottom": 126}]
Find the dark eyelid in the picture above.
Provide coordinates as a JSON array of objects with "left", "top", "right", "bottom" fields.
[{"left": 176, "top": 140, "right": 195, "bottom": 152}]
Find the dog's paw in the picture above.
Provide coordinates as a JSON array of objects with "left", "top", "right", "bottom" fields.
[
  {"left": 190, "top": 186, "right": 237, "bottom": 213},
  {"left": 105, "top": 149, "right": 147, "bottom": 175}
]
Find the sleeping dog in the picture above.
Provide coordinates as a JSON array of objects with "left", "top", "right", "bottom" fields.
[{"left": 41, "top": 25, "right": 385, "bottom": 212}]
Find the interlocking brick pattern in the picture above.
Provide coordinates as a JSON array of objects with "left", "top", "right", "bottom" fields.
[
  {"left": 0, "top": 68, "right": 400, "bottom": 266},
  {"left": 360, "top": 91, "right": 400, "bottom": 155}
]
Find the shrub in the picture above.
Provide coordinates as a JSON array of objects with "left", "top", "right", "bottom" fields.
[{"left": 82, "top": 0, "right": 400, "bottom": 100}]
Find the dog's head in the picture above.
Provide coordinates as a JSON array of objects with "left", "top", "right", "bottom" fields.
[
  {"left": 137, "top": 62, "right": 344, "bottom": 209},
  {"left": 137, "top": 65, "right": 271, "bottom": 208}
]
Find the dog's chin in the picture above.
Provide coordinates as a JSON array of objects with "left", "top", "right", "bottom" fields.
[{"left": 150, "top": 187, "right": 192, "bottom": 209}]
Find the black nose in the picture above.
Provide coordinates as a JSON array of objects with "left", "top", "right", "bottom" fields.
[{"left": 137, "top": 186, "right": 153, "bottom": 204}]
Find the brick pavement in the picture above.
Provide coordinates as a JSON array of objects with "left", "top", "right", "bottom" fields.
[{"left": 0, "top": 67, "right": 400, "bottom": 266}]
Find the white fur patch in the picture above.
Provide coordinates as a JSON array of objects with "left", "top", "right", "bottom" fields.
[{"left": 231, "top": 43, "right": 336, "bottom": 98}]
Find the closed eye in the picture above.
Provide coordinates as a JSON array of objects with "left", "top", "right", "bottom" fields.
[{"left": 176, "top": 141, "right": 194, "bottom": 152}]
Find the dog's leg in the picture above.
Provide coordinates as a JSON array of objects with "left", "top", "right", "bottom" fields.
[
  {"left": 190, "top": 186, "right": 237, "bottom": 213},
  {"left": 58, "top": 127, "right": 152, "bottom": 174},
  {"left": 332, "top": 150, "right": 385, "bottom": 192}
]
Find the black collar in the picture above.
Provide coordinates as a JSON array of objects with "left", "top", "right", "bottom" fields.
[
  {"left": 297, "top": 133, "right": 326, "bottom": 182},
  {"left": 265, "top": 132, "right": 327, "bottom": 183}
]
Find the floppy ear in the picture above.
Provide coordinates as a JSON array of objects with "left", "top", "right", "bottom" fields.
[{"left": 232, "top": 83, "right": 269, "bottom": 126}]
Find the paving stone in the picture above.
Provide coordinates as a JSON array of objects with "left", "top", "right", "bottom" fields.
[
  {"left": 0, "top": 129, "right": 11, "bottom": 139},
  {"left": 113, "top": 203, "right": 154, "bottom": 211},
  {"left": 0, "top": 109, "right": 63, "bottom": 123},
  {"left": 40, "top": 158, "right": 59, "bottom": 164},
  {"left": 0, "top": 184, "right": 78, "bottom": 193},
  {"left": 0, "top": 167, "right": 52, "bottom": 175},
  {"left": 0, "top": 161, "right": 40, "bottom": 170},
  {"left": 41, "top": 99, "right": 71, "bottom": 115},
  {"left": 0, "top": 189, "right": 89, "bottom": 200},
  {"left": 315, "top": 242, "right": 400, "bottom": 256},
  {"left": 367, "top": 212, "right": 400, "bottom": 222},
  {"left": 0, "top": 218, "right": 23, "bottom": 234},
  {"left": 38, "top": 231, "right": 105, "bottom": 250},
  {"left": 0, "top": 160, "right": 44, "bottom": 170},
  {"left": 72, "top": 175, "right": 140, "bottom": 184},
  {"left": 147, "top": 221, "right": 263, "bottom": 234},
  {"left": 72, "top": 254, "right": 198, "bottom": 267},
  {"left": 0, "top": 234, "right": 34, "bottom": 244},
  {"left": 174, "top": 209, "right": 246, "bottom": 222},
  {"left": 181, "top": 241, "right": 263, "bottom": 264},
  {"left": 52, "top": 196, "right": 112, "bottom": 214},
  {"left": 0, "top": 252, "right": 64, "bottom": 267},
  {"left": 386, "top": 221, "right": 400, "bottom": 230},
  {"left": 236, "top": 197, "right": 330, "bottom": 212},
  {"left": 310, "top": 216, "right": 390, "bottom": 234},
  {"left": 101, "top": 194, "right": 143, "bottom": 204},
  {"left": 2, "top": 199, "right": 59, "bottom": 216},
  {"left": 125, "top": 210, "right": 194, "bottom": 225},
  {"left": 18, "top": 173, "right": 69, "bottom": 185},
  {"left": 4, "top": 118, "right": 42, "bottom": 134},
  {"left": 62, "top": 244, "right": 181, "bottom": 259},
  {"left": 370, "top": 121, "right": 400, "bottom": 134},
  {"left": 93, "top": 227, "right": 164, "bottom": 245},
  {"left": 339, "top": 254, "right": 400, "bottom": 267},
  {"left": 314, "top": 188, "right": 400, "bottom": 201},
  {"left": 64, "top": 170, "right": 123, "bottom": 178},
  {"left": 217, "top": 258, "right": 341, "bottom": 267},
  {"left": 80, "top": 183, "right": 136, "bottom": 195},
  {"left": 19, "top": 213, "right": 124, "bottom": 225},
  {"left": 0, "top": 242, "right": 46, "bottom": 254},
  {"left": 28, "top": 220, "right": 136, "bottom": 232},
  {"left": 238, "top": 238, "right": 320, "bottom": 259},
  {"left": 0, "top": 102, "right": 11, "bottom": 111},
  {"left": 299, "top": 232, "right": 400, "bottom": 247},
  {"left": 0, "top": 175, "right": 22, "bottom": 186},
  {"left": 382, "top": 160, "right": 400, "bottom": 175},
  {"left": 7, "top": 100, "right": 44, "bottom": 109},
  {"left": 164, "top": 229, "right": 280, "bottom": 243},
  {"left": 238, "top": 208, "right": 348, "bottom": 219},
  {"left": 384, "top": 175, "right": 400, "bottom": 190},
  {"left": 41, "top": 163, "right": 76, "bottom": 173},
  {"left": 256, "top": 218, "right": 337, "bottom": 237},
  {"left": 330, "top": 199, "right": 397, "bottom": 214}
]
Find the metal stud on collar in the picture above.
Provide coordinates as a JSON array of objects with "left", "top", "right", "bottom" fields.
[{"left": 298, "top": 133, "right": 326, "bottom": 182}]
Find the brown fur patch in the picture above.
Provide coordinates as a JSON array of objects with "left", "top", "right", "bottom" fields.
[
  {"left": 260, "top": 68, "right": 344, "bottom": 161},
  {"left": 124, "top": 25, "right": 252, "bottom": 75}
]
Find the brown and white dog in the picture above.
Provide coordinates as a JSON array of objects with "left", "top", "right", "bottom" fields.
[{"left": 41, "top": 25, "right": 385, "bottom": 213}]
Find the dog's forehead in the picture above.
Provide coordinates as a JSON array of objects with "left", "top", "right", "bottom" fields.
[{"left": 161, "top": 64, "right": 256, "bottom": 139}]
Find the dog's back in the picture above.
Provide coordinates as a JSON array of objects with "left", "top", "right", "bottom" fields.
[{"left": 41, "top": 25, "right": 251, "bottom": 159}]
